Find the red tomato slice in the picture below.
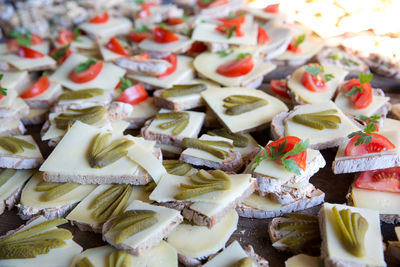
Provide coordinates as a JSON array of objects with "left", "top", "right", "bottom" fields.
[
  {"left": 215, "top": 22, "right": 244, "bottom": 37},
  {"left": 69, "top": 61, "right": 103, "bottom": 84},
  {"left": 153, "top": 27, "right": 180, "bottom": 43},
  {"left": 90, "top": 12, "right": 109, "bottom": 24},
  {"left": 117, "top": 84, "right": 148, "bottom": 105},
  {"left": 50, "top": 46, "right": 72, "bottom": 64},
  {"left": 17, "top": 46, "right": 44, "bottom": 58},
  {"left": 158, "top": 54, "right": 178, "bottom": 78},
  {"left": 257, "top": 27, "right": 270, "bottom": 45},
  {"left": 197, "top": 0, "right": 228, "bottom": 9},
  {"left": 345, "top": 133, "right": 395, "bottom": 157},
  {"left": 58, "top": 30, "right": 74, "bottom": 45},
  {"left": 106, "top": 37, "right": 129, "bottom": 56},
  {"left": 168, "top": 17, "right": 186, "bottom": 25},
  {"left": 270, "top": 80, "right": 290, "bottom": 99},
  {"left": 8, "top": 33, "right": 43, "bottom": 50},
  {"left": 266, "top": 136, "right": 307, "bottom": 171},
  {"left": 138, "top": 7, "right": 151, "bottom": 18},
  {"left": 217, "top": 13, "right": 245, "bottom": 25},
  {"left": 342, "top": 79, "right": 373, "bottom": 109},
  {"left": 187, "top": 41, "right": 207, "bottom": 54},
  {"left": 355, "top": 167, "right": 400, "bottom": 193},
  {"left": 216, "top": 56, "right": 254, "bottom": 77},
  {"left": 301, "top": 71, "right": 327, "bottom": 92},
  {"left": 287, "top": 37, "right": 302, "bottom": 53},
  {"left": 264, "top": 4, "right": 279, "bottom": 13},
  {"left": 20, "top": 76, "right": 50, "bottom": 99},
  {"left": 129, "top": 31, "right": 151, "bottom": 43}
]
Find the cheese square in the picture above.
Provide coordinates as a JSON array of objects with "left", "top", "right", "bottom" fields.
[
  {"left": 49, "top": 53, "right": 126, "bottom": 91},
  {"left": 203, "top": 241, "right": 252, "bottom": 267},
  {"left": 54, "top": 88, "right": 113, "bottom": 112},
  {"left": 0, "top": 117, "right": 26, "bottom": 136},
  {"left": 0, "top": 135, "right": 42, "bottom": 159},
  {"left": 79, "top": 17, "right": 132, "bottom": 40},
  {"left": 2, "top": 54, "right": 56, "bottom": 71},
  {"left": 202, "top": 87, "right": 288, "bottom": 133},
  {"left": 275, "top": 39, "right": 323, "bottom": 62},
  {"left": 0, "top": 169, "right": 33, "bottom": 208},
  {"left": 22, "top": 81, "right": 62, "bottom": 109},
  {"left": 139, "top": 34, "right": 194, "bottom": 53},
  {"left": 0, "top": 71, "right": 30, "bottom": 93}
]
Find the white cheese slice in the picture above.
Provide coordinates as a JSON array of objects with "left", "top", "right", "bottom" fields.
[
  {"left": 194, "top": 48, "right": 276, "bottom": 87},
  {"left": 99, "top": 42, "right": 125, "bottom": 61},
  {"left": 201, "top": 87, "right": 288, "bottom": 133},
  {"left": 104, "top": 200, "right": 181, "bottom": 250},
  {"left": 0, "top": 169, "right": 33, "bottom": 202},
  {"left": 49, "top": 53, "right": 126, "bottom": 91},
  {"left": 111, "top": 120, "right": 130, "bottom": 134},
  {"left": 128, "top": 55, "right": 194, "bottom": 89},
  {"left": 139, "top": 34, "right": 194, "bottom": 53},
  {"left": 381, "top": 118, "right": 400, "bottom": 132},
  {"left": 147, "top": 109, "right": 205, "bottom": 138},
  {"left": 2, "top": 54, "right": 56, "bottom": 71},
  {"left": 70, "top": 35, "right": 96, "bottom": 50},
  {"left": 243, "top": 7, "right": 289, "bottom": 21},
  {"left": 39, "top": 121, "right": 155, "bottom": 178},
  {"left": 288, "top": 65, "right": 348, "bottom": 104},
  {"left": 203, "top": 240, "right": 257, "bottom": 267},
  {"left": 0, "top": 135, "right": 42, "bottom": 158},
  {"left": 335, "top": 90, "right": 390, "bottom": 117},
  {"left": 259, "top": 26, "right": 292, "bottom": 60},
  {"left": 351, "top": 185, "right": 400, "bottom": 216},
  {"left": 2, "top": 97, "right": 29, "bottom": 118},
  {"left": 71, "top": 242, "right": 177, "bottom": 267},
  {"left": 275, "top": 39, "right": 323, "bottom": 61},
  {"left": 321, "top": 203, "right": 386, "bottom": 267},
  {"left": 79, "top": 17, "right": 132, "bottom": 40},
  {"left": 285, "top": 254, "right": 321, "bottom": 267},
  {"left": 0, "top": 71, "right": 30, "bottom": 93},
  {"left": 0, "top": 88, "right": 18, "bottom": 110},
  {"left": 233, "top": 133, "right": 259, "bottom": 158},
  {"left": 149, "top": 173, "right": 252, "bottom": 204},
  {"left": 22, "top": 81, "right": 62, "bottom": 103},
  {"left": 20, "top": 172, "right": 96, "bottom": 210},
  {"left": 167, "top": 210, "right": 238, "bottom": 258},
  {"left": 192, "top": 15, "right": 258, "bottom": 46},
  {"left": 181, "top": 134, "right": 234, "bottom": 164},
  {"left": 0, "top": 117, "right": 25, "bottom": 133},
  {"left": 243, "top": 193, "right": 283, "bottom": 211},
  {"left": 0, "top": 216, "right": 82, "bottom": 267},
  {"left": 284, "top": 101, "right": 360, "bottom": 147},
  {"left": 254, "top": 148, "right": 321, "bottom": 182},
  {"left": 126, "top": 97, "right": 159, "bottom": 120}
]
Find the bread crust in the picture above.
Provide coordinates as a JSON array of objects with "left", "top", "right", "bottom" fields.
[
  {"left": 180, "top": 149, "right": 244, "bottom": 172},
  {"left": 153, "top": 89, "right": 204, "bottom": 111},
  {"left": 0, "top": 155, "right": 43, "bottom": 169}
]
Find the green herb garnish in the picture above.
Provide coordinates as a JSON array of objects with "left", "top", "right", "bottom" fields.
[
  {"left": 217, "top": 50, "right": 234, "bottom": 57},
  {"left": 0, "top": 74, "right": 7, "bottom": 96},
  {"left": 51, "top": 44, "right": 70, "bottom": 61},
  {"left": 74, "top": 58, "right": 98, "bottom": 73},
  {"left": 347, "top": 123, "right": 377, "bottom": 146},
  {"left": 9, "top": 29, "right": 32, "bottom": 46},
  {"left": 304, "top": 64, "right": 334, "bottom": 82},
  {"left": 119, "top": 77, "right": 133, "bottom": 91},
  {"left": 236, "top": 53, "right": 251, "bottom": 60},
  {"left": 133, "top": 25, "right": 149, "bottom": 33}
]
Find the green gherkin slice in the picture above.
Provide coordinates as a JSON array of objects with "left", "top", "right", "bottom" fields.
[
  {"left": 75, "top": 257, "right": 95, "bottom": 267},
  {"left": 35, "top": 181, "right": 60, "bottom": 192},
  {"left": 112, "top": 210, "right": 157, "bottom": 226},
  {"left": 161, "top": 83, "right": 206, "bottom": 98},
  {"left": 276, "top": 220, "right": 318, "bottom": 231},
  {"left": 59, "top": 88, "right": 104, "bottom": 100},
  {"left": 233, "top": 257, "right": 253, "bottom": 267},
  {"left": 223, "top": 95, "right": 262, "bottom": 104},
  {"left": 163, "top": 161, "right": 192, "bottom": 176},
  {"left": 144, "top": 181, "right": 156, "bottom": 192},
  {"left": 283, "top": 213, "right": 318, "bottom": 221},
  {"left": 0, "top": 169, "right": 16, "bottom": 188},
  {"left": 40, "top": 182, "right": 80, "bottom": 202},
  {"left": 292, "top": 109, "right": 341, "bottom": 130},
  {"left": 305, "top": 109, "right": 338, "bottom": 116},
  {"left": 54, "top": 106, "right": 107, "bottom": 130},
  {"left": 89, "top": 185, "right": 123, "bottom": 210},
  {"left": 225, "top": 99, "right": 268, "bottom": 115},
  {"left": 155, "top": 112, "right": 189, "bottom": 135},
  {"left": 155, "top": 112, "right": 189, "bottom": 120},
  {"left": 111, "top": 212, "right": 160, "bottom": 232},
  {"left": 108, "top": 250, "right": 132, "bottom": 267},
  {"left": 207, "top": 128, "right": 248, "bottom": 147},
  {"left": 0, "top": 136, "right": 35, "bottom": 154},
  {"left": 293, "top": 115, "right": 324, "bottom": 130},
  {"left": 182, "top": 138, "right": 229, "bottom": 159},
  {"left": 172, "top": 118, "right": 189, "bottom": 135},
  {"left": 114, "top": 216, "right": 159, "bottom": 244},
  {"left": 0, "top": 239, "right": 66, "bottom": 259}
]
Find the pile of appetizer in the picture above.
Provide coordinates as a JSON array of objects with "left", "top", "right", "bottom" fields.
[{"left": 0, "top": 0, "right": 399, "bottom": 266}]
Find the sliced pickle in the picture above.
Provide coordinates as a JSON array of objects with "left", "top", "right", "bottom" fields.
[
  {"left": 207, "top": 128, "right": 248, "bottom": 147},
  {"left": 172, "top": 118, "right": 189, "bottom": 135},
  {"left": 163, "top": 160, "right": 192, "bottom": 176},
  {"left": 155, "top": 112, "right": 189, "bottom": 135},
  {"left": 108, "top": 250, "right": 132, "bottom": 267},
  {"left": 35, "top": 181, "right": 60, "bottom": 192},
  {"left": 0, "top": 136, "right": 35, "bottom": 154},
  {"left": 144, "top": 181, "right": 156, "bottom": 192},
  {"left": 280, "top": 230, "right": 320, "bottom": 250},
  {"left": 54, "top": 106, "right": 107, "bottom": 130},
  {"left": 59, "top": 88, "right": 104, "bottom": 100},
  {"left": 113, "top": 214, "right": 159, "bottom": 244},
  {"left": 155, "top": 112, "right": 189, "bottom": 120},
  {"left": 39, "top": 182, "right": 80, "bottom": 202},
  {"left": 223, "top": 95, "right": 262, "bottom": 104},
  {"left": 292, "top": 109, "right": 341, "bottom": 130},
  {"left": 0, "top": 169, "right": 16, "bottom": 187},
  {"left": 75, "top": 257, "right": 95, "bottom": 267},
  {"left": 111, "top": 212, "right": 160, "bottom": 232},
  {"left": 112, "top": 210, "right": 157, "bottom": 226},
  {"left": 233, "top": 257, "right": 253, "bottom": 267},
  {"left": 0, "top": 239, "right": 66, "bottom": 259},
  {"left": 182, "top": 138, "right": 229, "bottom": 159},
  {"left": 305, "top": 109, "right": 338, "bottom": 116},
  {"left": 292, "top": 115, "right": 324, "bottom": 130},
  {"left": 222, "top": 95, "right": 268, "bottom": 116},
  {"left": 332, "top": 206, "right": 368, "bottom": 257},
  {"left": 161, "top": 83, "right": 206, "bottom": 98},
  {"left": 277, "top": 220, "right": 318, "bottom": 231}
]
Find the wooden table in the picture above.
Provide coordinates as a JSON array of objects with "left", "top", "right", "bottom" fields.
[{"left": 0, "top": 68, "right": 399, "bottom": 266}]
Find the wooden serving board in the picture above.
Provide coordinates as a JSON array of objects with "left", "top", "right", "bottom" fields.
[{"left": 0, "top": 68, "right": 399, "bottom": 266}]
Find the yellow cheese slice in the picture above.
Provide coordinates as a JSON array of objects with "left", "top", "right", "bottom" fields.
[
  {"left": 194, "top": 48, "right": 276, "bottom": 87},
  {"left": 70, "top": 35, "right": 96, "bottom": 50},
  {"left": 20, "top": 172, "right": 96, "bottom": 210},
  {"left": 335, "top": 90, "right": 390, "bottom": 117},
  {"left": 2, "top": 54, "right": 56, "bottom": 71},
  {"left": 285, "top": 254, "right": 321, "bottom": 267},
  {"left": 0, "top": 169, "right": 33, "bottom": 202},
  {"left": 79, "top": 18, "right": 132, "bottom": 40},
  {"left": 128, "top": 55, "right": 194, "bottom": 89},
  {"left": 0, "top": 71, "right": 29, "bottom": 93},
  {"left": 147, "top": 109, "right": 205, "bottom": 138},
  {"left": 49, "top": 53, "right": 126, "bottom": 91},
  {"left": 243, "top": 193, "right": 283, "bottom": 211},
  {"left": 351, "top": 185, "right": 400, "bottom": 217},
  {"left": 0, "top": 135, "right": 42, "bottom": 158},
  {"left": 0, "top": 88, "right": 18, "bottom": 109},
  {"left": 381, "top": 119, "right": 400, "bottom": 132},
  {"left": 99, "top": 43, "right": 125, "bottom": 61},
  {"left": 22, "top": 82, "right": 62, "bottom": 102},
  {"left": 104, "top": 200, "right": 181, "bottom": 251},
  {"left": 321, "top": 203, "right": 385, "bottom": 266},
  {"left": 125, "top": 97, "right": 159, "bottom": 120},
  {"left": 275, "top": 39, "right": 323, "bottom": 61},
  {"left": 284, "top": 101, "right": 360, "bottom": 147},
  {"left": 167, "top": 210, "right": 238, "bottom": 258},
  {"left": 139, "top": 34, "right": 193, "bottom": 53},
  {"left": 203, "top": 240, "right": 256, "bottom": 267},
  {"left": 288, "top": 65, "right": 348, "bottom": 104},
  {"left": 201, "top": 87, "right": 288, "bottom": 133},
  {"left": 0, "top": 216, "right": 82, "bottom": 267}
]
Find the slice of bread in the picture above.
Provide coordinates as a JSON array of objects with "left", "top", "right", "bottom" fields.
[
  {"left": 180, "top": 149, "right": 244, "bottom": 172},
  {"left": 153, "top": 89, "right": 204, "bottom": 111}
]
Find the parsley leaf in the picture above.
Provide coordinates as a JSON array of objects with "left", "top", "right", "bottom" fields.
[
  {"left": 323, "top": 73, "right": 334, "bottom": 82},
  {"left": 220, "top": 25, "right": 237, "bottom": 38},
  {"left": 51, "top": 44, "right": 70, "bottom": 61},
  {"left": 304, "top": 65, "right": 323, "bottom": 76},
  {"left": 134, "top": 25, "right": 149, "bottom": 33},
  {"left": 347, "top": 122, "right": 377, "bottom": 146},
  {"left": 135, "top": 0, "right": 144, "bottom": 4},
  {"left": 160, "top": 23, "right": 166, "bottom": 29},
  {"left": 182, "top": 27, "right": 193, "bottom": 37},
  {"left": 0, "top": 74, "right": 7, "bottom": 96},
  {"left": 282, "top": 159, "right": 301, "bottom": 175},
  {"left": 359, "top": 72, "right": 373, "bottom": 84},
  {"left": 356, "top": 114, "right": 381, "bottom": 124},
  {"left": 201, "top": 0, "right": 212, "bottom": 4},
  {"left": 73, "top": 27, "right": 81, "bottom": 41},
  {"left": 364, "top": 122, "right": 377, "bottom": 134},
  {"left": 282, "top": 139, "right": 309, "bottom": 159},
  {"left": 345, "top": 85, "right": 363, "bottom": 96},
  {"left": 182, "top": 12, "right": 189, "bottom": 20},
  {"left": 292, "top": 34, "right": 306, "bottom": 49},
  {"left": 217, "top": 50, "right": 234, "bottom": 57},
  {"left": 119, "top": 77, "right": 133, "bottom": 91},
  {"left": 74, "top": 58, "right": 98, "bottom": 73},
  {"left": 9, "top": 29, "right": 32, "bottom": 46},
  {"left": 236, "top": 53, "right": 251, "bottom": 60}
]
